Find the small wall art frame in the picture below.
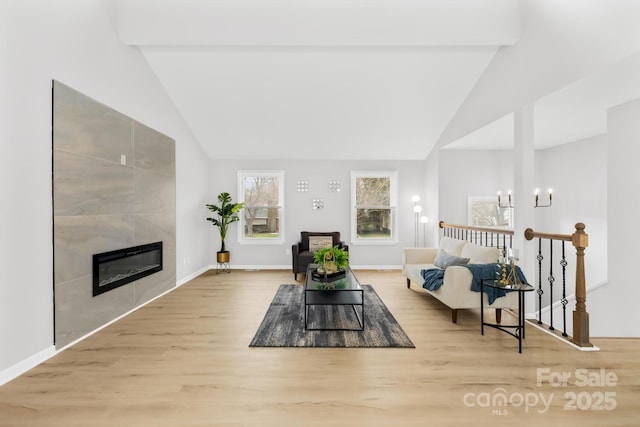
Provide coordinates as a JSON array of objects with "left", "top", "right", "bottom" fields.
[{"left": 467, "top": 196, "right": 512, "bottom": 228}]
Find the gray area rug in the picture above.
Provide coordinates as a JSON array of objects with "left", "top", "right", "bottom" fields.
[{"left": 249, "top": 284, "right": 415, "bottom": 348}]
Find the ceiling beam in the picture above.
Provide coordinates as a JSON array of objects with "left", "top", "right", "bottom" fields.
[{"left": 117, "top": 0, "right": 520, "bottom": 47}]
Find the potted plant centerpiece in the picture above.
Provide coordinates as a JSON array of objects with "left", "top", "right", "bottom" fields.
[
  {"left": 206, "top": 192, "right": 244, "bottom": 264},
  {"left": 313, "top": 245, "right": 349, "bottom": 280}
]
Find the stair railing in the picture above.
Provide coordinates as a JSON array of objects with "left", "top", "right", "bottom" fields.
[{"left": 524, "top": 223, "right": 593, "bottom": 348}]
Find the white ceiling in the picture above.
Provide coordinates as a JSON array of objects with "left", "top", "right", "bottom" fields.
[
  {"left": 444, "top": 51, "right": 640, "bottom": 150},
  {"left": 141, "top": 46, "right": 499, "bottom": 160},
  {"left": 116, "top": 0, "right": 639, "bottom": 159}
]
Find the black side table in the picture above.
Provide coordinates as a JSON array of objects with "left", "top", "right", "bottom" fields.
[{"left": 481, "top": 280, "right": 534, "bottom": 353}]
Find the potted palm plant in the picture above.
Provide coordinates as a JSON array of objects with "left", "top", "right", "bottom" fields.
[{"left": 206, "top": 192, "right": 244, "bottom": 264}]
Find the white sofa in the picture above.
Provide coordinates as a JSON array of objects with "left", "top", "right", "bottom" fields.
[{"left": 402, "top": 237, "right": 519, "bottom": 323}]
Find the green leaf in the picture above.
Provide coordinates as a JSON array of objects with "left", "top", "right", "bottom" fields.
[{"left": 206, "top": 192, "right": 245, "bottom": 252}]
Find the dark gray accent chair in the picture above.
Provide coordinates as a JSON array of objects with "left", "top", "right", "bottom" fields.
[{"left": 292, "top": 231, "right": 348, "bottom": 280}]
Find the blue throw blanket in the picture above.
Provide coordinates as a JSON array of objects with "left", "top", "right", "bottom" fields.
[
  {"left": 421, "top": 268, "right": 445, "bottom": 291},
  {"left": 421, "top": 263, "right": 528, "bottom": 305}
]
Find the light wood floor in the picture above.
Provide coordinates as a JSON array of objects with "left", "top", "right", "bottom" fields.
[{"left": 1, "top": 269, "right": 639, "bottom": 426}]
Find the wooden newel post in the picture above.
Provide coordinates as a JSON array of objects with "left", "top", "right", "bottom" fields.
[{"left": 571, "top": 223, "right": 592, "bottom": 347}]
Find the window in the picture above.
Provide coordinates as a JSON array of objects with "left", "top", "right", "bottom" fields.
[
  {"left": 351, "top": 171, "right": 398, "bottom": 244},
  {"left": 238, "top": 171, "right": 285, "bottom": 244}
]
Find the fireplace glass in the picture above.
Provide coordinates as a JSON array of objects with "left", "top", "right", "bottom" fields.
[{"left": 93, "top": 241, "right": 163, "bottom": 296}]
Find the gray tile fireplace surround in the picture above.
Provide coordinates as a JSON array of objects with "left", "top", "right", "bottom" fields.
[{"left": 52, "top": 81, "right": 176, "bottom": 348}]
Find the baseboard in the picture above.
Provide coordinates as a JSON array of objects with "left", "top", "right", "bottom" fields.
[
  {"left": 225, "top": 265, "right": 402, "bottom": 271},
  {"left": 532, "top": 280, "right": 608, "bottom": 316},
  {"left": 0, "top": 345, "right": 56, "bottom": 387},
  {"left": 525, "top": 320, "right": 600, "bottom": 352},
  {"left": 177, "top": 265, "right": 211, "bottom": 286},
  {"left": 1, "top": 268, "right": 214, "bottom": 387},
  {"left": 230, "top": 265, "right": 291, "bottom": 270}
]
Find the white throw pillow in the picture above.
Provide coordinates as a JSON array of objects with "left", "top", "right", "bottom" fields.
[
  {"left": 460, "top": 243, "right": 500, "bottom": 264},
  {"left": 438, "top": 237, "right": 468, "bottom": 256}
]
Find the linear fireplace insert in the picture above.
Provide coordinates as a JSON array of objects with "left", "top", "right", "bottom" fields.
[{"left": 92, "top": 241, "right": 163, "bottom": 296}]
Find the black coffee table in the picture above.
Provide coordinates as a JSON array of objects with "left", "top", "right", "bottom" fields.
[{"left": 304, "top": 264, "right": 364, "bottom": 331}]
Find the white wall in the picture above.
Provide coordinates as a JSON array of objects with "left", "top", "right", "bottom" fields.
[
  {"left": 437, "top": 0, "right": 640, "bottom": 148},
  {"left": 0, "top": 0, "right": 210, "bottom": 380},
  {"left": 535, "top": 135, "right": 608, "bottom": 288},
  {"left": 423, "top": 151, "right": 439, "bottom": 248},
  {"left": 438, "top": 150, "right": 514, "bottom": 225},
  {"left": 598, "top": 98, "right": 640, "bottom": 337},
  {"left": 208, "top": 159, "right": 426, "bottom": 269},
  {"left": 527, "top": 136, "right": 608, "bottom": 336}
]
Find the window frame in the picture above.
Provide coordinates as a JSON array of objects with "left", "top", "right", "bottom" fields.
[
  {"left": 237, "top": 170, "right": 285, "bottom": 245},
  {"left": 350, "top": 170, "right": 398, "bottom": 245}
]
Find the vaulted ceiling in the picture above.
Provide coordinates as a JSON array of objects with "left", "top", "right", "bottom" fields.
[
  {"left": 444, "top": 50, "right": 640, "bottom": 150},
  {"left": 116, "top": 0, "right": 640, "bottom": 159}
]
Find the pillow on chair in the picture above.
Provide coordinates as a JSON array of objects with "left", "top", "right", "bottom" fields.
[{"left": 308, "top": 235, "right": 334, "bottom": 252}]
